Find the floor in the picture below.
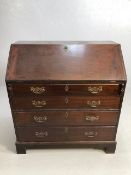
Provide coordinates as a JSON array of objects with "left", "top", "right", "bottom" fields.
[{"left": 0, "top": 85, "right": 131, "bottom": 175}]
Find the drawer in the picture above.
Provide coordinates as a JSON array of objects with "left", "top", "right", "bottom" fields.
[
  {"left": 11, "top": 96, "right": 120, "bottom": 110},
  {"left": 16, "top": 126, "right": 116, "bottom": 142},
  {"left": 13, "top": 111, "right": 119, "bottom": 126},
  {"left": 11, "top": 84, "right": 120, "bottom": 96}
]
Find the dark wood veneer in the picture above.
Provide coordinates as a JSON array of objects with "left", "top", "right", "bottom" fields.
[
  {"left": 16, "top": 126, "right": 116, "bottom": 142},
  {"left": 11, "top": 96, "right": 120, "bottom": 110},
  {"left": 6, "top": 41, "right": 127, "bottom": 154},
  {"left": 13, "top": 110, "right": 119, "bottom": 126},
  {"left": 11, "top": 84, "right": 120, "bottom": 96},
  {"left": 6, "top": 41, "right": 126, "bottom": 81}
]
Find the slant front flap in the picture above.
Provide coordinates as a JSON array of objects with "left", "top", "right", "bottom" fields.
[{"left": 6, "top": 41, "right": 127, "bottom": 81}]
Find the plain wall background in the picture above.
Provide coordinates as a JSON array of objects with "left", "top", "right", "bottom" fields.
[{"left": 0, "top": 1, "right": 131, "bottom": 175}]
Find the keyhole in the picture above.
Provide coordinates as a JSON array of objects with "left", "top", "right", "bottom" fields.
[{"left": 64, "top": 46, "right": 68, "bottom": 51}]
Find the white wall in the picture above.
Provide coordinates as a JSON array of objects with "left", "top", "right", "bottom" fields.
[{"left": 0, "top": 0, "right": 131, "bottom": 85}]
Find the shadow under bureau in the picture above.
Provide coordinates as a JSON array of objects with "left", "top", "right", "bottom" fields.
[{"left": 6, "top": 41, "right": 127, "bottom": 154}]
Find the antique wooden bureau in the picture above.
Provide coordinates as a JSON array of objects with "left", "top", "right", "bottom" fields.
[{"left": 6, "top": 41, "right": 127, "bottom": 154}]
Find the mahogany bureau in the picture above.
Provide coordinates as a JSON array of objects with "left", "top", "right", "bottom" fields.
[{"left": 6, "top": 41, "right": 127, "bottom": 154}]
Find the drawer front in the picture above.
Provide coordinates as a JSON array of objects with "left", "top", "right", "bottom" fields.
[
  {"left": 11, "top": 84, "right": 120, "bottom": 96},
  {"left": 13, "top": 111, "right": 119, "bottom": 126},
  {"left": 11, "top": 96, "right": 120, "bottom": 110},
  {"left": 16, "top": 126, "right": 116, "bottom": 142}
]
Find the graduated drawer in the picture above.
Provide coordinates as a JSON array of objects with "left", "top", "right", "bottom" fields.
[
  {"left": 11, "top": 96, "right": 120, "bottom": 110},
  {"left": 11, "top": 84, "right": 120, "bottom": 96},
  {"left": 16, "top": 126, "right": 116, "bottom": 142},
  {"left": 13, "top": 111, "right": 119, "bottom": 126}
]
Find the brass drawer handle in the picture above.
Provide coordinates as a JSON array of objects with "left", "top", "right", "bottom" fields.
[
  {"left": 30, "top": 87, "right": 45, "bottom": 94},
  {"left": 85, "top": 115, "right": 99, "bottom": 122},
  {"left": 33, "top": 115, "right": 48, "bottom": 123},
  {"left": 35, "top": 131, "right": 48, "bottom": 137},
  {"left": 87, "top": 100, "right": 100, "bottom": 108},
  {"left": 32, "top": 100, "right": 46, "bottom": 107},
  {"left": 88, "top": 86, "right": 102, "bottom": 94},
  {"left": 84, "top": 131, "right": 98, "bottom": 137}
]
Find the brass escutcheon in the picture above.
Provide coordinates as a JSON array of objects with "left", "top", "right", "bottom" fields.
[
  {"left": 65, "top": 85, "right": 69, "bottom": 92},
  {"left": 65, "top": 112, "right": 69, "bottom": 119},
  {"left": 65, "top": 97, "right": 69, "bottom": 104},
  {"left": 64, "top": 127, "right": 68, "bottom": 133}
]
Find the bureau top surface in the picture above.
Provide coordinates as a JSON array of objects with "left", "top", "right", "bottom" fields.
[{"left": 6, "top": 41, "right": 127, "bottom": 82}]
